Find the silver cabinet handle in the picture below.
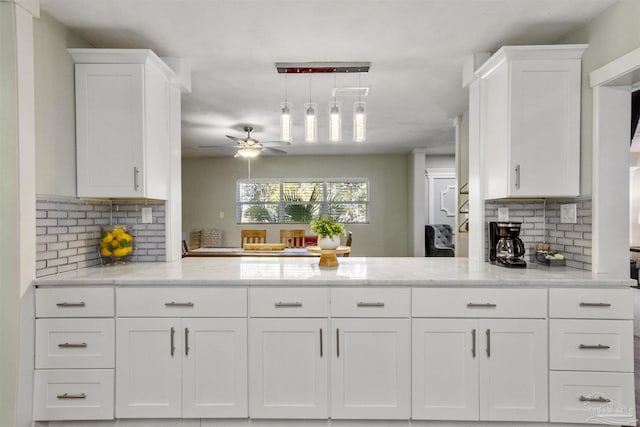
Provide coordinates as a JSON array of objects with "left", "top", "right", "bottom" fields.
[
  {"left": 579, "top": 302, "right": 612, "bottom": 307},
  {"left": 274, "top": 302, "right": 302, "bottom": 308},
  {"left": 580, "top": 395, "right": 610, "bottom": 403},
  {"left": 57, "top": 393, "right": 86, "bottom": 399},
  {"left": 134, "top": 166, "right": 140, "bottom": 191},
  {"left": 170, "top": 327, "right": 175, "bottom": 356},
  {"left": 165, "top": 302, "right": 194, "bottom": 307},
  {"left": 471, "top": 329, "right": 476, "bottom": 358},
  {"left": 579, "top": 344, "right": 611, "bottom": 350},
  {"left": 185, "top": 328, "right": 190, "bottom": 356},
  {"left": 467, "top": 303, "right": 497, "bottom": 308},
  {"left": 336, "top": 328, "right": 340, "bottom": 358},
  {"left": 486, "top": 329, "right": 491, "bottom": 358},
  {"left": 357, "top": 302, "right": 385, "bottom": 307},
  {"left": 320, "top": 328, "right": 323, "bottom": 358},
  {"left": 58, "top": 342, "right": 87, "bottom": 348},
  {"left": 515, "top": 164, "right": 520, "bottom": 190},
  {"left": 56, "top": 302, "right": 85, "bottom": 307}
]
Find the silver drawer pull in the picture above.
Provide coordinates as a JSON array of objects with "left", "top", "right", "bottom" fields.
[
  {"left": 580, "top": 395, "right": 610, "bottom": 403},
  {"left": 467, "top": 303, "right": 497, "bottom": 308},
  {"left": 357, "top": 302, "right": 385, "bottom": 307},
  {"left": 579, "top": 344, "right": 610, "bottom": 350},
  {"left": 579, "top": 302, "right": 612, "bottom": 307},
  {"left": 57, "top": 393, "right": 86, "bottom": 399},
  {"left": 275, "top": 302, "right": 302, "bottom": 308},
  {"left": 58, "top": 342, "right": 87, "bottom": 348},
  {"left": 56, "top": 302, "right": 85, "bottom": 307},
  {"left": 165, "top": 302, "right": 194, "bottom": 307}
]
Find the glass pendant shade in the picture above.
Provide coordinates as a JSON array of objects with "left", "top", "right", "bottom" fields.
[
  {"left": 280, "top": 102, "right": 292, "bottom": 142},
  {"left": 304, "top": 102, "right": 317, "bottom": 142},
  {"left": 353, "top": 101, "right": 366, "bottom": 142},
  {"left": 329, "top": 101, "right": 342, "bottom": 142},
  {"left": 238, "top": 147, "right": 260, "bottom": 158}
]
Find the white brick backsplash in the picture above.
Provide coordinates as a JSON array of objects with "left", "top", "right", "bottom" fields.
[
  {"left": 36, "top": 195, "right": 167, "bottom": 277},
  {"left": 485, "top": 197, "right": 592, "bottom": 271}
]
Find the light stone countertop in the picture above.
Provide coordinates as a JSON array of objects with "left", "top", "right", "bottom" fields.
[{"left": 34, "top": 257, "right": 635, "bottom": 287}]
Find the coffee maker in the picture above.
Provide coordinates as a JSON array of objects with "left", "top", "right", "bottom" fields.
[{"left": 489, "top": 222, "right": 527, "bottom": 268}]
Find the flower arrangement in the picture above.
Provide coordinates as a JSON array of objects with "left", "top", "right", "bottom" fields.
[{"left": 310, "top": 217, "right": 346, "bottom": 239}]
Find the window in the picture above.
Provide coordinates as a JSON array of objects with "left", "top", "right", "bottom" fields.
[{"left": 237, "top": 178, "right": 369, "bottom": 224}]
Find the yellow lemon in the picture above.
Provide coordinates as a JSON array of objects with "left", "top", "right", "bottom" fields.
[
  {"left": 101, "top": 247, "right": 112, "bottom": 257},
  {"left": 120, "top": 232, "right": 132, "bottom": 241},
  {"left": 125, "top": 246, "right": 133, "bottom": 254},
  {"left": 101, "top": 232, "right": 114, "bottom": 243},
  {"left": 112, "top": 248, "right": 128, "bottom": 257},
  {"left": 113, "top": 228, "right": 125, "bottom": 237}
]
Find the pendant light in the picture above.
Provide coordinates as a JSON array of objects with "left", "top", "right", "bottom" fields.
[
  {"left": 329, "top": 73, "right": 342, "bottom": 142},
  {"left": 304, "top": 72, "right": 317, "bottom": 142},
  {"left": 280, "top": 73, "right": 292, "bottom": 142},
  {"left": 353, "top": 72, "right": 366, "bottom": 142}
]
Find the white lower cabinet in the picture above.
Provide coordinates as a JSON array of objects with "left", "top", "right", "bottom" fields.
[
  {"left": 412, "top": 318, "right": 548, "bottom": 422},
  {"left": 116, "top": 317, "right": 247, "bottom": 418},
  {"left": 248, "top": 318, "right": 328, "bottom": 418},
  {"left": 331, "top": 318, "right": 411, "bottom": 419}
]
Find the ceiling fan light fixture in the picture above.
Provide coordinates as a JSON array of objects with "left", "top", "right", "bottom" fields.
[
  {"left": 304, "top": 102, "right": 317, "bottom": 143},
  {"left": 280, "top": 101, "right": 292, "bottom": 142},
  {"left": 353, "top": 101, "right": 366, "bottom": 142},
  {"left": 238, "top": 147, "right": 261, "bottom": 158},
  {"left": 329, "top": 101, "right": 342, "bottom": 142}
]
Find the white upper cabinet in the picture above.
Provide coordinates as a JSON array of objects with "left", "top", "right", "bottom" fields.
[
  {"left": 69, "top": 49, "right": 175, "bottom": 199},
  {"left": 476, "top": 45, "right": 587, "bottom": 199}
]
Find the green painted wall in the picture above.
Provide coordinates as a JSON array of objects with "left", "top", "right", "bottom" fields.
[{"left": 182, "top": 154, "right": 410, "bottom": 256}]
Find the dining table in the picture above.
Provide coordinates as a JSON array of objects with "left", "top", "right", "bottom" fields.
[{"left": 184, "top": 247, "right": 319, "bottom": 257}]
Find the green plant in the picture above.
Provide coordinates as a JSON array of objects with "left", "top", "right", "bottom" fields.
[{"left": 310, "top": 217, "right": 346, "bottom": 238}]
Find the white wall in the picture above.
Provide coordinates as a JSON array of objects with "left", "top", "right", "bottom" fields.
[
  {"left": 34, "top": 12, "right": 92, "bottom": 196},
  {"left": 556, "top": 0, "right": 640, "bottom": 195},
  {"left": 425, "top": 155, "right": 455, "bottom": 169},
  {"left": 182, "top": 154, "right": 410, "bottom": 257}
]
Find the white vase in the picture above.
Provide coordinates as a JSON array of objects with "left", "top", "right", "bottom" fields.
[{"left": 317, "top": 235, "right": 341, "bottom": 250}]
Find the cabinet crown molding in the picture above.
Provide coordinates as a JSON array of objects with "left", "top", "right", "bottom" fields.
[
  {"left": 68, "top": 48, "right": 176, "bottom": 80},
  {"left": 475, "top": 44, "right": 588, "bottom": 79}
]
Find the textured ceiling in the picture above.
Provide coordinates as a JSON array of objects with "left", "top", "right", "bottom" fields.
[{"left": 40, "top": 0, "right": 618, "bottom": 157}]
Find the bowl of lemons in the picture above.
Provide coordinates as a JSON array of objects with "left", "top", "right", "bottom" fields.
[{"left": 100, "top": 225, "right": 134, "bottom": 264}]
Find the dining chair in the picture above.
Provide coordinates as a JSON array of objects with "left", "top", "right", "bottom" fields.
[
  {"left": 425, "top": 224, "right": 455, "bottom": 257},
  {"left": 280, "top": 229, "right": 306, "bottom": 248},
  {"left": 241, "top": 229, "right": 267, "bottom": 247}
]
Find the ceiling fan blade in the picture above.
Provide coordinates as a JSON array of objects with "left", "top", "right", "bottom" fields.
[
  {"left": 262, "top": 147, "right": 287, "bottom": 155},
  {"left": 261, "top": 141, "right": 292, "bottom": 147},
  {"left": 226, "top": 135, "right": 244, "bottom": 143}
]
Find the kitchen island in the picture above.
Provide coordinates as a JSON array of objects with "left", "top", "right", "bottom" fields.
[{"left": 33, "top": 257, "right": 636, "bottom": 426}]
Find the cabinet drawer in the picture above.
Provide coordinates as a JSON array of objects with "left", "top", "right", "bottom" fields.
[
  {"left": 117, "top": 287, "right": 247, "bottom": 317},
  {"left": 550, "top": 371, "right": 635, "bottom": 424},
  {"left": 36, "top": 319, "right": 114, "bottom": 369},
  {"left": 549, "top": 288, "right": 633, "bottom": 319},
  {"left": 331, "top": 288, "right": 410, "bottom": 317},
  {"left": 33, "top": 369, "right": 114, "bottom": 421},
  {"left": 36, "top": 287, "right": 114, "bottom": 318},
  {"left": 412, "top": 288, "right": 546, "bottom": 318},
  {"left": 550, "top": 319, "right": 633, "bottom": 372},
  {"left": 249, "top": 288, "right": 329, "bottom": 317}
]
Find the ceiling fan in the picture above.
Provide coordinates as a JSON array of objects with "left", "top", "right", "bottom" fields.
[{"left": 223, "top": 126, "right": 290, "bottom": 158}]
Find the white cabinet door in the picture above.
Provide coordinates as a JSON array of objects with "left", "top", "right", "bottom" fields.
[
  {"left": 331, "top": 318, "right": 410, "bottom": 419},
  {"left": 412, "top": 318, "right": 479, "bottom": 420},
  {"left": 75, "top": 63, "right": 145, "bottom": 198},
  {"left": 509, "top": 59, "right": 581, "bottom": 197},
  {"left": 479, "top": 319, "right": 548, "bottom": 421},
  {"left": 182, "top": 318, "right": 247, "bottom": 418},
  {"left": 116, "top": 318, "right": 181, "bottom": 418},
  {"left": 249, "top": 318, "right": 328, "bottom": 418}
]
